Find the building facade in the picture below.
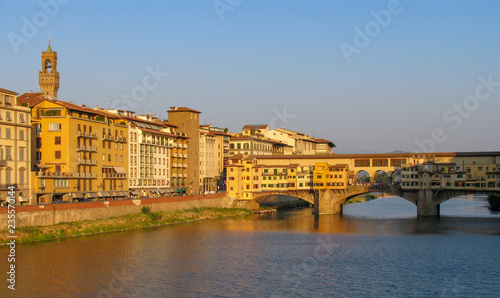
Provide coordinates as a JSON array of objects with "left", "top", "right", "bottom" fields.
[
  {"left": 0, "top": 88, "right": 31, "bottom": 205},
  {"left": 167, "top": 107, "right": 200, "bottom": 195},
  {"left": 19, "top": 98, "right": 129, "bottom": 203}
]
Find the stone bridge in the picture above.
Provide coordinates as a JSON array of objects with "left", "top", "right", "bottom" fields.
[{"left": 253, "top": 185, "right": 500, "bottom": 216}]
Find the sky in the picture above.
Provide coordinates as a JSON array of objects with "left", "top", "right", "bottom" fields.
[{"left": 1, "top": 0, "right": 499, "bottom": 154}]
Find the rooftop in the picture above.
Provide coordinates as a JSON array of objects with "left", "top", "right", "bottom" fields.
[
  {"left": 0, "top": 88, "right": 19, "bottom": 96},
  {"left": 168, "top": 106, "right": 201, "bottom": 113}
]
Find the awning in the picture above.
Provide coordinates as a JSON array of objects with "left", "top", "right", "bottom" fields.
[
  {"left": 113, "top": 166, "right": 127, "bottom": 175},
  {"left": 176, "top": 188, "right": 184, "bottom": 193},
  {"left": 98, "top": 191, "right": 114, "bottom": 197},
  {"left": 158, "top": 189, "right": 167, "bottom": 194},
  {"left": 116, "top": 191, "right": 128, "bottom": 196},
  {"left": 86, "top": 192, "right": 98, "bottom": 198},
  {"left": 36, "top": 164, "right": 50, "bottom": 169},
  {"left": 19, "top": 196, "right": 28, "bottom": 202},
  {"left": 72, "top": 192, "right": 84, "bottom": 199},
  {"left": 129, "top": 190, "right": 140, "bottom": 195}
]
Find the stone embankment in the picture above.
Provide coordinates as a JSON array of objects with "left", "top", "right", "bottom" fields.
[{"left": 0, "top": 193, "right": 228, "bottom": 229}]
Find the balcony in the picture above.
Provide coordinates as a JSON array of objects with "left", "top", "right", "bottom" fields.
[
  {"left": 103, "top": 173, "right": 127, "bottom": 178},
  {"left": 76, "top": 131, "right": 98, "bottom": 139},
  {"left": 35, "top": 172, "right": 97, "bottom": 178},
  {"left": 76, "top": 145, "right": 97, "bottom": 152},
  {"left": 76, "top": 159, "right": 97, "bottom": 165},
  {"left": 117, "top": 136, "right": 127, "bottom": 143}
]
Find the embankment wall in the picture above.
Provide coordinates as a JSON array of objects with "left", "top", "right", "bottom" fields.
[{"left": 0, "top": 193, "right": 227, "bottom": 229}]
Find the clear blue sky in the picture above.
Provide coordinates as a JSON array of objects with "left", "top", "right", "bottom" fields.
[{"left": 1, "top": 0, "right": 499, "bottom": 153}]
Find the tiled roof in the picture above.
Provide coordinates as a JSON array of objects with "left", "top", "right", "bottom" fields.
[
  {"left": 17, "top": 93, "right": 45, "bottom": 107},
  {"left": 54, "top": 100, "right": 121, "bottom": 118},
  {"left": 314, "top": 138, "right": 336, "bottom": 147},
  {"left": 168, "top": 107, "right": 201, "bottom": 113},
  {"left": 0, "top": 88, "right": 18, "bottom": 96},
  {"left": 119, "top": 114, "right": 178, "bottom": 128},
  {"left": 139, "top": 127, "right": 188, "bottom": 138},
  {"left": 242, "top": 124, "right": 268, "bottom": 130}
]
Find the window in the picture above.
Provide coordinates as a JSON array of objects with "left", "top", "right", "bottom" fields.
[
  {"left": 355, "top": 159, "right": 370, "bottom": 167},
  {"left": 19, "top": 114, "right": 25, "bottom": 123},
  {"left": 19, "top": 170, "right": 25, "bottom": 184},
  {"left": 6, "top": 112, "right": 11, "bottom": 121},
  {"left": 372, "top": 159, "right": 388, "bottom": 167},
  {"left": 19, "top": 130, "right": 24, "bottom": 140},
  {"left": 54, "top": 179, "right": 69, "bottom": 188},
  {"left": 49, "top": 123, "right": 62, "bottom": 131},
  {"left": 55, "top": 151, "right": 61, "bottom": 159},
  {"left": 19, "top": 148, "right": 25, "bottom": 161},
  {"left": 102, "top": 154, "right": 105, "bottom": 161},
  {"left": 6, "top": 128, "right": 11, "bottom": 139},
  {"left": 6, "top": 147, "right": 12, "bottom": 160},
  {"left": 3, "top": 95, "right": 11, "bottom": 106},
  {"left": 55, "top": 136, "right": 61, "bottom": 144}
]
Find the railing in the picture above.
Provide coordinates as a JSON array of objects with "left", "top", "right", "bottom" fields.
[
  {"left": 0, "top": 184, "right": 19, "bottom": 189},
  {"left": 76, "top": 145, "right": 97, "bottom": 152},
  {"left": 76, "top": 159, "right": 97, "bottom": 165},
  {"left": 103, "top": 173, "right": 127, "bottom": 178},
  {"left": 76, "top": 131, "right": 98, "bottom": 139},
  {"left": 35, "top": 172, "right": 97, "bottom": 178}
]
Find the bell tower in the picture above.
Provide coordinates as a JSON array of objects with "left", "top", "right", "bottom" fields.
[{"left": 39, "top": 39, "right": 60, "bottom": 99}]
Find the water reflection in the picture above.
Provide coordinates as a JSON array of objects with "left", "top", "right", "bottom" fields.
[
  {"left": 0, "top": 195, "right": 499, "bottom": 297},
  {"left": 221, "top": 196, "right": 500, "bottom": 236}
]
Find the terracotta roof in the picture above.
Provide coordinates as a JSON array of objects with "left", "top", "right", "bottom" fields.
[
  {"left": 139, "top": 127, "right": 187, "bottom": 138},
  {"left": 17, "top": 93, "right": 45, "bottom": 107},
  {"left": 210, "top": 130, "right": 231, "bottom": 136},
  {"left": 314, "top": 138, "right": 336, "bottom": 147},
  {"left": 54, "top": 100, "right": 121, "bottom": 118},
  {"left": 0, "top": 88, "right": 18, "bottom": 96},
  {"left": 242, "top": 124, "right": 268, "bottom": 130},
  {"left": 119, "top": 114, "right": 178, "bottom": 128},
  {"left": 168, "top": 107, "right": 201, "bottom": 113}
]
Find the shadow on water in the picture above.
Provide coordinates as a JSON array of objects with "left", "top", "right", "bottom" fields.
[{"left": 251, "top": 196, "right": 500, "bottom": 236}]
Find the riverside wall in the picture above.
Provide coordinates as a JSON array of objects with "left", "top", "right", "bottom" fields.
[{"left": 0, "top": 193, "right": 227, "bottom": 229}]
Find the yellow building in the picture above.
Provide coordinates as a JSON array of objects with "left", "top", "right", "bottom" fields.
[
  {"left": 312, "top": 162, "right": 348, "bottom": 189},
  {"left": 0, "top": 88, "right": 31, "bottom": 205},
  {"left": 18, "top": 96, "right": 129, "bottom": 203},
  {"left": 104, "top": 110, "right": 185, "bottom": 197}
]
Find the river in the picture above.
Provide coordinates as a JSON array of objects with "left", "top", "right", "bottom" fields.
[{"left": 1, "top": 196, "right": 499, "bottom": 297}]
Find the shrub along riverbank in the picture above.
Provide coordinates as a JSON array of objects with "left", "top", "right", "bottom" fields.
[
  {"left": 0, "top": 207, "right": 252, "bottom": 245},
  {"left": 344, "top": 193, "right": 377, "bottom": 205}
]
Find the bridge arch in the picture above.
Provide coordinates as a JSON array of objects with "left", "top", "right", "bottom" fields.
[
  {"left": 253, "top": 191, "right": 315, "bottom": 205},
  {"left": 356, "top": 170, "right": 371, "bottom": 184}
]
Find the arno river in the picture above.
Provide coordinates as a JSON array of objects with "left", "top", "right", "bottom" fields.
[{"left": 1, "top": 196, "right": 499, "bottom": 297}]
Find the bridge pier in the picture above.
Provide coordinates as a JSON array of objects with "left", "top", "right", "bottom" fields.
[
  {"left": 416, "top": 188, "right": 440, "bottom": 216},
  {"left": 314, "top": 189, "right": 344, "bottom": 215}
]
